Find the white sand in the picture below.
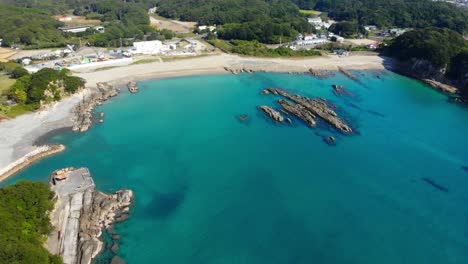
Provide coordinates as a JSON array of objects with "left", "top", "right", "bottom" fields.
[
  {"left": 0, "top": 89, "right": 90, "bottom": 179},
  {"left": 77, "top": 53, "right": 388, "bottom": 87},
  {"left": 0, "top": 53, "right": 388, "bottom": 182}
]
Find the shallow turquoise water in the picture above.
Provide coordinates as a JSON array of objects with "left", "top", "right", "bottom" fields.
[{"left": 3, "top": 72, "right": 468, "bottom": 263}]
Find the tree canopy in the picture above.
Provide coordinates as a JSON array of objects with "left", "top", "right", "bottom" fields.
[
  {"left": 0, "top": 4, "right": 66, "bottom": 48},
  {"left": 0, "top": 181, "right": 63, "bottom": 264},
  {"left": 386, "top": 27, "right": 467, "bottom": 67},
  {"left": 313, "top": 0, "right": 468, "bottom": 33}
]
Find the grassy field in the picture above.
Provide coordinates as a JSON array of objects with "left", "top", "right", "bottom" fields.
[
  {"left": 299, "top": 9, "right": 322, "bottom": 16},
  {"left": 132, "top": 58, "right": 162, "bottom": 65},
  {"left": 0, "top": 75, "right": 15, "bottom": 95},
  {"left": 207, "top": 39, "right": 234, "bottom": 53}
]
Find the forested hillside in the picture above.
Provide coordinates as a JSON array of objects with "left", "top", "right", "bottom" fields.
[
  {"left": 0, "top": 181, "right": 62, "bottom": 264},
  {"left": 313, "top": 0, "right": 467, "bottom": 33},
  {"left": 386, "top": 27, "right": 468, "bottom": 96},
  {"left": 156, "top": 0, "right": 312, "bottom": 43},
  {"left": 0, "top": 5, "right": 66, "bottom": 48}
]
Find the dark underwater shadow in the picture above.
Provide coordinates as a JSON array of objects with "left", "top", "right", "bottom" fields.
[{"left": 145, "top": 183, "right": 188, "bottom": 219}]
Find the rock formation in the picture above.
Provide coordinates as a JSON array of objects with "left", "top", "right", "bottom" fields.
[
  {"left": 266, "top": 88, "right": 353, "bottom": 133},
  {"left": 72, "top": 82, "right": 119, "bottom": 132},
  {"left": 258, "top": 106, "right": 284, "bottom": 122},
  {"left": 338, "top": 67, "right": 360, "bottom": 82},
  {"left": 46, "top": 167, "right": 133, "bottom": 264},
  {"left": 278, "top": 99, "right": 316, "bottom": 127}
]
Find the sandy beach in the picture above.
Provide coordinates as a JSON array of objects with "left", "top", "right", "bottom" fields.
[
  {"left": 0, "top": 53, "right": 388, "bottom": 182},
  {"left": 76, "top": 53, "right": 388, "bottom": 87}
]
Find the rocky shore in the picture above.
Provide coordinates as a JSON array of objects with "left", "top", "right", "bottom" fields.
[
  {"left": 72, "top": 82, "right": 119, "bottom": 132},
  {"left": 264, "top": 88, "right": 353, "bottom": 133},
  {"left": 47, "top": 167, "right": 133, "bottom": 264}
]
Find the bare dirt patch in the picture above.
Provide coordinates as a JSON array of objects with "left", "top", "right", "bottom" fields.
[{"left": 150, "top": 15, "right": 196, "bottom": 33}]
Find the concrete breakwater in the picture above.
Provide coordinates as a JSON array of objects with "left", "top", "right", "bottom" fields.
[
  {"left": 0, "top": 144, "right": 65, "bottom": 182},
  {"left": 47, "top": 167, "right": 133, "bottom": 264},
  {"left": 72, "top": 82, "right": 119, "bottom": 132}
]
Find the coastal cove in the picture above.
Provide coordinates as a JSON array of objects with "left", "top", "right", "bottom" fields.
[{"left": 2, "top": 71, "right": 468, "bottom": 263}]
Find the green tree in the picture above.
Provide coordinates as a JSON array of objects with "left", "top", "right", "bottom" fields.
[{"left": 10, "top": 67, "right": 29, "bottom": 79}]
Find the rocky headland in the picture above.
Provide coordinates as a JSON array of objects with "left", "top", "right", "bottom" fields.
[
  {"left": 72, "top": 82, "right": 119, "bottom": 132},
  {"left": 46, "top": 167, "right": 133, "bottom": 264}
]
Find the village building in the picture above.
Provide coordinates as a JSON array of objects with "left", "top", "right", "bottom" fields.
[
  {"left": 58, "top": 25, "right": 91, "bottom": 33},
  {"left": 364, "top": 25, "right": 378, "bottom": 31},
  {"left": 130, "top": 40, "right": 170, "bottom": 54}
]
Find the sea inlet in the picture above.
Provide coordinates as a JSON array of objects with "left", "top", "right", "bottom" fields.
[{"left": 3, "top": 72, "right": 468, "bottom": 263}]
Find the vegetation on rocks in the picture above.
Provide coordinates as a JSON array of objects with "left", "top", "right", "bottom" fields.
[
  {"left": 8, "top": 68, "right": 85, "bottom": 108},
  {"left": 386, "top": 27, "right": 468, "bottom": 98},
  {"left": 0, "top": 181, "right": 63, "bottom": 264}
]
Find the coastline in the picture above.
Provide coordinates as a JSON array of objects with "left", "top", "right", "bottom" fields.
[
  {"left": 0, "top": 144, "right": 65, "bottom": 182},
  {"left": 0, "top": 53, "right": 387, "bottom": 183}
]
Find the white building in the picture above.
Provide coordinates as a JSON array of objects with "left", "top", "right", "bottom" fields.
[
  {"left": 198, "top": 25, "right": 216, "bottom": 32},
  {"left": 131, "top": 40, "right": 169, "bottom": 54},
  {"left": 364, "top": 25, "right": 377, "bottom": 31},
  {"left": 307, "top": 17, "right": 333, "bottom": 30},
  {"left": 58, "top": 25, "right": 90, "bottom": 33},
  {"left": 307, "top": 17, "right": 322, "bottom": 25}
]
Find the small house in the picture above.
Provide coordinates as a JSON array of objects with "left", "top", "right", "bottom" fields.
[{"left": 364, "top": 25, "right": 377, "bottom": 31}]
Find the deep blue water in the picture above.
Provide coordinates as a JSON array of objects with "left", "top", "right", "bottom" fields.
[{"left": 3, "top": 72, "right": 468, "bottom": 263}]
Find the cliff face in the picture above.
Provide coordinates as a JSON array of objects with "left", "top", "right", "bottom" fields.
[
  {"left": 394, "top": 58, "right": 462, "bottom": 94},
  {"left": 46, "top": 168, "right": 133, "bottom": 264}
]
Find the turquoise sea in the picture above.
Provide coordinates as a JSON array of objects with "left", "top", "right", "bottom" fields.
[{"left": 3, "top": 72, "right": 468, "bottom": 263}]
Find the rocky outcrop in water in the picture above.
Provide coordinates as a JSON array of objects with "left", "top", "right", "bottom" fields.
[
  {"left": 259, "top": 106, "right": 284, "bottom": 122},
  {"left": 266, "top": 88, "right": 353, "bottom": 133},
  {"left": 278, "top": 99, "right": 316, "bottom": 127},
  {"left": 72, "top": 82, "right": 119, "bottom": 132},
  {"left": 47, "top": 167, "right": 133, "bottom": 264},
  {"left": 338, "top": 67, "right": 359, "bottom": 82}
]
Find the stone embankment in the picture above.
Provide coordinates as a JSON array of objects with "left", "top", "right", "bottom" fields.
[
  {"left": 47, "top": 167, "right": 133, "bottom": 264},
  {"left": 72, "top": 82, "right": 119, "bottom": 132},
  {"left": 264, "top": 88, "right": 353, "bottom": 133}
]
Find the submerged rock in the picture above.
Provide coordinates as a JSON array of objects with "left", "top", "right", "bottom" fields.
[
  {"left": 324, "top": 136, "right": 337, "bottom": 145},
  {"left": 258, "top": 106, "right": 284, "bottom": 122},
  {"left": 111, "top": 256, "right": 126, "bottom": 264},
  {"left": 237, "top": 114, "right": 250, "bottom": 123}
]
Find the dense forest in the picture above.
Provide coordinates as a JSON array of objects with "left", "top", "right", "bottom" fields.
[
  {"left": 0, "top": 181, "right": 63, "bottom": 264},
  {"left": 313, "top": 0, "right": 467, "bottom": 34},
  {"left": 156, "top": 0, "right": 313, "bottom": 43},
  {"left": 0, "top": 0, "right": 168, "bottom": 47},
  {"left": 386, "top": 27, "right": 468, "bottom": 96},
  {"left": 0, "top": 5, "right": 66, "bottom": 48}
]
